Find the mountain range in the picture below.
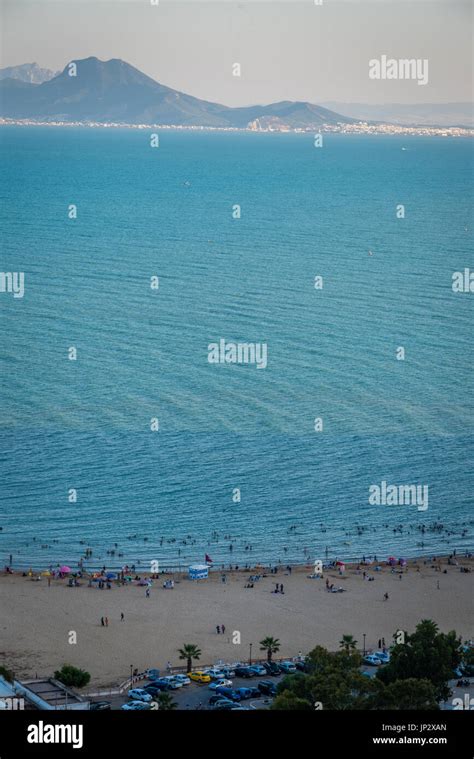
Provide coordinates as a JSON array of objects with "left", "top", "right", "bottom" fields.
[
  {"left": 0, "top": 62, "right": 59, "bottom": 85},
  {"left": 0, "top": 57, "right": 355, "bottom": 128}
]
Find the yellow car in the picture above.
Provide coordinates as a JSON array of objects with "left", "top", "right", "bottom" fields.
[{"left": 188, "top": 671, "right": 211, "bottom": 683}]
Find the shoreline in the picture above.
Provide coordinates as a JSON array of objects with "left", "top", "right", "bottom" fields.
[
  {"left": 3, "top": 548, "right": 473, "bottom": 575},
  {"left": 0, "top": 118, "right": 472, "bottom": 137}
]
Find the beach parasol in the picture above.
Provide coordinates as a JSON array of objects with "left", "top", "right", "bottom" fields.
[{"left": 60, "top": 565, "right": 71, "bottom": 574}]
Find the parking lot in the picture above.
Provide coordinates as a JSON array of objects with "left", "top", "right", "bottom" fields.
[
  {"left": 93, "top": 670, "right": 285, "bottom": 711},
  {"left": 91, "top": 667, "right": 473, "bottom": 711}
]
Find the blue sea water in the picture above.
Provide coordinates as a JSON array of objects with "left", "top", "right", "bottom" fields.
[{"left": 0, "top": 127, "right": 472, "bottom": 570}]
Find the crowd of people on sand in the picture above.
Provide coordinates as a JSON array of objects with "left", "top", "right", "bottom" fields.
[{"left": 3, "top": 551, "right": 473, "bottom": 597}]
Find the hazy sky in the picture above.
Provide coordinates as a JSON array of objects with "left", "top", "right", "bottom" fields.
[{"left": 1, "top": 0, "right": 472, "bottom": 105}]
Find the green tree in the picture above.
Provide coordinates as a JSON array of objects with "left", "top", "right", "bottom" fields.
[
  {"left": 339, "top": 634, "right": 358, "bottom": 653},
  {"left": 0, "top": 665, "right": 14, "bottom": 683},
  {"left": 372, "top": 678, "right": 439, "bottom": 710},
  {"left": 376, "top": 620, "right": 462, "bottom": 702},
  {"left": 155, "top": 692, "right": 177, "bottom": 710},
  {"left": 53, "top": 664, "right": 90, "bottom": 688},
  {"left": 272, "top": 646, "right": 375, "bottom": 710},
  {"left": 178, "top": 644, "right": 202, "bottom": 673},
  {"left": 259, "top": 636, "right": 281, "bottom": 662},
  {"left": 461, "top": 645, "right": 474, "bottom": 676},
  {"left": 271, "top": 690, "right": 313, "bottom": 710}
]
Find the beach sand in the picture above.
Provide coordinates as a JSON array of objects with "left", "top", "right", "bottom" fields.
[{"left": 1, "top": 557, "right": 473, "bottom": 688}]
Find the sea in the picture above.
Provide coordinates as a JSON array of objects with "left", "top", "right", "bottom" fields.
[{"left": 0, "top": 126, "right": 472, "bottom": 571}]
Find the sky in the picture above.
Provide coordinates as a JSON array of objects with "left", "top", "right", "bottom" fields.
[{"left": 0, "top": 0, "right": 472, "bottom": 106}]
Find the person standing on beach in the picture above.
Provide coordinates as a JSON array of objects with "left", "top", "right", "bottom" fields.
[
  {"left": 216, "top": 625, "right": 220, "bottom": 634},
  {"left": 105, "top": 617, "right": 108, "bottom": 627},
  {"left": 221, "top": 624, "right": 225, "bottom": 634},
  {"left": 121, "top": 612, "right": 124, "bottom": 621},
  {"left": 101, "top": 617, "right": 104, "bottom": 626}
]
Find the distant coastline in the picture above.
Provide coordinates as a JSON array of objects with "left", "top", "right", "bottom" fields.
[{"left": 1, "top": 117, "right": 472, "bottom": 138}]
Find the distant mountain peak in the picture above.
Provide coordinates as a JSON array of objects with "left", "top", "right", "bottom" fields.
[{"left": 0, "top": 62, "right": 59, "bottom": 84}]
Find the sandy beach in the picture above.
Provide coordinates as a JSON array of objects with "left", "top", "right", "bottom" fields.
[{"left": 1, "top": 557, "right": 473, "bottom": 688}]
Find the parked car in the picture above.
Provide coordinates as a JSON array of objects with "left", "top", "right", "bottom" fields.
[
  {"left": 215, "top": 686, "right": 241, "bottom": 702},
  {"left": 220, "top": 667, "right": 236, "bottom": 678},
  {"left": 157, "top": 676, "right": 182, "bottom": 689},
  {"left": 149, "top": 678, "right": 174, "bottom": 691},
  {"left": 373, "top": 651, "right": 390, "bottom": 664},
  {"left": 212, "top": 699, "right": 237, "bottom": 711},
  {"left": 279, "top": 661, "right": 297, "bottom": 674},
  {"left": 144, "top": 684, "right": 163, "bottom": 697},
  {"left": 294, "top": 660, "right": 308, "bottom": 672},
  {"left": 363, "top": 654, "right": 382, "bottom": 666},
  {"left": 171, "top": 674, "right": 191, "bottom": 686},
  {"left": 204, "top": 668, "right": 226, "bottom": 680},
  {"left": 263, "top": 662, "right": 281, "bottom": 676},
  {"left": 234, "top": 666, "right": 254, "bottom": 678},
  {"left": 236, "top": 687, "right": 260, "bottom": 699},
  {"left": 248, "top": 664, "right": 266, "bottom": 676},
  {"left": 127, "top": 688, "right": 152, "bottom": 702},
  {"left": 209, "top": 694, "right": 231, "bottom": 706},
  {"left": 146, "top": 668, "right": 160, "bottom": 680},
  {"left": 121, "top": 701, "right": 150, "bottom": 710},
  {"left": 189, "top": 671, "right": 212, "bottom": 683},
  {"left": 90, "top": 701, "right": 111, "bottom": 711},
  {"left": 209, "top": 679, "right": 233, "bottom": 690},
  {"left": 258, "top": 680, "right": 277, "bottom": 696},
  {"left": 248, "top": 686, "right": 262, "bottom": 698}
]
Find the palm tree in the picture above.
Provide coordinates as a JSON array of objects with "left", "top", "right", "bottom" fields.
[
  {"left": 155, "top": 692, "right": 177, "bottom": 711},
  {"left": 259, "top": 636, "right": 281, "bottom": 662},
  {"left": 178, "top": 643, "right": 202, "bottom": 673},
  {"left": 339, "top": 634, "right": 357, "bottom": 653}
]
